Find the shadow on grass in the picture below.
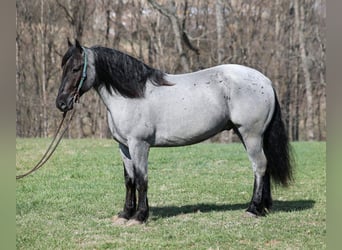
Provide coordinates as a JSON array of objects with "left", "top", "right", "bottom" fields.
[{"left": 150, "top": 199, "right": 315, "bottom": 219}]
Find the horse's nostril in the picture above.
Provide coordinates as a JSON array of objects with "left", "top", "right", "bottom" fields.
[{"left": 57, "top": 100, "right": 67, "bottom": 111}]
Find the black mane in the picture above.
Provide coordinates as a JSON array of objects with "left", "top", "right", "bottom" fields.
[{"left": 91, "top": 46, "right": 169, "bottom": 98}]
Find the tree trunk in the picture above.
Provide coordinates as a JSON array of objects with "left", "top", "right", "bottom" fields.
[
  {"left": 292, "top": 57, "right": 299, "bottom": 141},
  {"left": 40, "top": 0, "right": 48, "bottom": 137},
  {"left": 273, "top": 0, "right": 280, "bottom": 90},
  {"left": 148, "top": 0, "right": 190, "bottom": 72},
  {"left": 113, "top": 0, "right": 123, "bottom": 48},
  {"left": 294, "top": 0, "right": 314, "bottom": 140},
  {"left": 315, "top": 22, "right": 326, "bottom": 140},
  {"left": 215, "top": 0, "right": 224, "bottom": 64}
]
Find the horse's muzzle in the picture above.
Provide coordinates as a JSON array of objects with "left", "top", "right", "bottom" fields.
[{"left": 56, "top": 94, "right": 74, "bottom": 112}]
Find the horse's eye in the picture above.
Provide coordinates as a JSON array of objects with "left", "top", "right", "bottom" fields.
[{"left": 72, "top": 65, "right": 82, "bottom": 73}]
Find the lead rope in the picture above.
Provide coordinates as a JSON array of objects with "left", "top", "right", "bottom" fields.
[{"left": 16, "top": 109, "right": 76, "bottom": 180}]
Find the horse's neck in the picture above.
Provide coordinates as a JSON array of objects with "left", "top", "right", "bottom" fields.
[
  {"left": 95, "top": 84, "right": 128, "bottom": 113},
  {"left": 96, "top": 86, "right": 112, "bottom": 107}
]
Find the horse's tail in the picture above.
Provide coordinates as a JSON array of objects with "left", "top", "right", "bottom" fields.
[{"left": 263, "top": 90, "right": 294, "bottom": 186}]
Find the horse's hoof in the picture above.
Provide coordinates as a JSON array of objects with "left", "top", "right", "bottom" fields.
[
  {"left": 112, "top": 215, "right": 128, "bottom": 225},
  {"left": 126, "top": 219, "right": 143, "bottom": 226},
  {"left": 244, "top": 211, "right": 258, "bottom": 218}
]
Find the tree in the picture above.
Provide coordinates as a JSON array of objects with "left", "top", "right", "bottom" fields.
[
  {"left": 16, "top": 0, "right": 326, "bottom": 141},
  {"left": 294, "top": 0, "right": 314, "bottom": 140},
  {"left": 147, "top": 0, "right": 190, "bottom": 72},
  {"left": 215, "top": 0, "right": 224, "bottom": 64}
]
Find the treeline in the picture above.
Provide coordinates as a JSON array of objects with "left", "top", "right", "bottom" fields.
[{"left": 16, "top": 0, "right": 326, "bottom": 141}]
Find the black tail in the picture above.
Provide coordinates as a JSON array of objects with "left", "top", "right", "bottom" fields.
[{"left": 263, "top": 91, "right": 294, "bottom": 186}]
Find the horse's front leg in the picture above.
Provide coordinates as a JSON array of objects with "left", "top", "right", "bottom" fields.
[
  {"left": 126, "top": 139, "right": 150, "bottom": 225},
  {"left": 113, "top": 144, "right": 137, "bottom": 225}
]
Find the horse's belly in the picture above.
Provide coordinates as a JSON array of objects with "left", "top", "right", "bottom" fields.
[{"left": 152, "top": 101, "right": 228, "bottom": 147}]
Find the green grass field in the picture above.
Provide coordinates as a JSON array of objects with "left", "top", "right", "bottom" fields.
[{"left": 16, "top": 139, "right": 326, "bottom": 249}]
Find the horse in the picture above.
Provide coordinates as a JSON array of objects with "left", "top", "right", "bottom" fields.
[{"left": 56, "top": 39, "right": 293, "bottom": 225}]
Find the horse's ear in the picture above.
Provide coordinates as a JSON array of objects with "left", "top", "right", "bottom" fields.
[
  {"left": 67, "top": 37, "right": 73, "bottom": 47},
  {"left": 75, "top": 39, "right": 82, "bottom": 53}
]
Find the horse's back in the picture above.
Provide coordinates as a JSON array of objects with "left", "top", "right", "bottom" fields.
[
  {"left": 163, "top": 64, "right": 274, "bottom": 113},
  {"left": 164, "top": 64, "right": 275, "bottom": 133}
]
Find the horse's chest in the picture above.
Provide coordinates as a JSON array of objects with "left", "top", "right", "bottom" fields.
[{"left": 106, "top": 110, "right": 129, "bottom": 145}]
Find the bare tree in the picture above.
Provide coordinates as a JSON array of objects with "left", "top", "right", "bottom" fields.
[
  {"left": 40, "top": 0, "right": 48, "bottom": 137},
  {"left": 16, "top": 0, "right": 326, "bottom": 141},
  {"left": 215, "top": 0, "right": 224, "bottom": 64},
  {"left": 294, "top": 0, "right": 314, "bottom": 140},
  {"left": 56, "top": 0, "right": 95, "bottom": 41},
  {"left": 147, "top": 0, "right": 190, "bottom": 72}
]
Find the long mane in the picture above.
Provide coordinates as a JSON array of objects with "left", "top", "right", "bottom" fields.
[{"left": 91, "top": 46, "right": 169, "bottom": 98}]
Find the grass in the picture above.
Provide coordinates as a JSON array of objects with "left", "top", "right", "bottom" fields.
[{"left": 16, "top": 139, "right": 326, "bottom": 249}]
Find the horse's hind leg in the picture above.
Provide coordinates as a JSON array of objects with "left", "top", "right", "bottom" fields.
[
  {"left": 113, "top": 144, "right": 137, "bottom": 224},
  {"left": 237, "top": 128, "right": 270, "bottom": 216}
]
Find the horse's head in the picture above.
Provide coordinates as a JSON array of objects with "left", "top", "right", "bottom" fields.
[{"left": 56, "top": 39, "right": 92, "bottom": 112}]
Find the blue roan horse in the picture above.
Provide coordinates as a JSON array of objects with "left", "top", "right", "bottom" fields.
[{"left": 56, "top": 39, "right": 293, "bottom": 225}]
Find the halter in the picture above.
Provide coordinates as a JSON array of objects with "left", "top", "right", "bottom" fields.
[{"left": 75, "top": 47, "right": 88, "bottom": 100}]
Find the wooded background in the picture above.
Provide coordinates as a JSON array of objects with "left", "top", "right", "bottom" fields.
[{"left": 16, "top": 0, "right": 326, "bottom": 141}]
